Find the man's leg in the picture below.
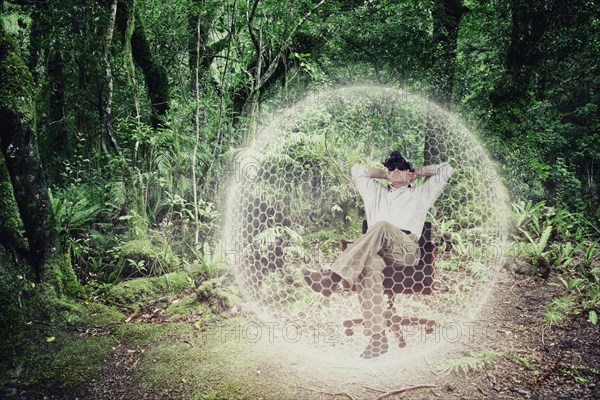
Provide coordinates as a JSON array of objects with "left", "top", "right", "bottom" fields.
[
  {"left": 331, "top": 221, "right": 402, "bottom": 285},
  {"left": 303, "top": 221, "right": 416, "bottom": 297}
]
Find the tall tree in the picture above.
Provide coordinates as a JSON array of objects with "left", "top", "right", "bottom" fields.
[
  {"left": 430, "top": 0, "right": 465, "bottom": 107},
  {"left": 0, "top": 21, "right": 57, "bottom": 278},
  {"left": 425, "top": 0, "right": 464, "bottom": 166},
  {"left": 113, "top": 0, "right": 170, "bottom": 128}
]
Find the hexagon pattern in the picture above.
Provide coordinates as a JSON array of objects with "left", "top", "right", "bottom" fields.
[{"left": 223, "top": 86, "right": 509, "bottom": 354}]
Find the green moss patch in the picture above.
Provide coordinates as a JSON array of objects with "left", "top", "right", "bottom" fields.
[
  {"left": 40, "top": 253, "right": 81, "bottom": 298},
  {"left": 196, "top": 276, "right": 242, "bottom": 314},
  {"left": 105, "top": 272, "right": 192, "bottom": 307},
  {"left": 20, "top": 332, "right": 113, "bottom": 388},
  {"left": 70, "top": 301, "right": 125, "bottom": 326},
  {"left": 115, "top": 237, "right": 181, "bottom": 279},
  {"left": 130, "top": 316, "right": 300, "bottom": 400},
  {"left": 166, "top": 293, "right": 211, "bottom": 316},
  {"left": 113, "top": 322, "right": 194, "bottom": 346}
]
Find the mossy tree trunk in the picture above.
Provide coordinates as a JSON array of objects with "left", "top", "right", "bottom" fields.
[
  {"left": 0, "top": 23, "right": 58, "bottom": 279},
  {"left": 0, "top": 22, "right": 85, "bottom": 305}
]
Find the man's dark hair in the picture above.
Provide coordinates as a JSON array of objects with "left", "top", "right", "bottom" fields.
[{"left": 383, "top": 151, "right": 414, "bottom": 172}]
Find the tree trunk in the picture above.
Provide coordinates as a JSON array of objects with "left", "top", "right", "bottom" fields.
[
  {"left": 41, "top": 47, "right": 68, "bottom": 183},
  {"left": 491, "top": 0, "right": 548, "bottom": 110},
  {"left": 0, "top": 24, "right": 58, "bottom": 279},
  {"left": 103, "top": 0, "right": 121, "bottom": 155},
  {"left": 426, "top": 0, "right": 463, "bottom": 165},
  {"left": 116, "top": 0, "right": 169, "bottom": 128},
  {"left": 430, "top": 0, "right": 464, "bottom": 107}
]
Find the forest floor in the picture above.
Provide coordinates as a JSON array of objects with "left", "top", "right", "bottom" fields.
[{"left": 3, "top": 267, "right": 599, "bottom": 400}]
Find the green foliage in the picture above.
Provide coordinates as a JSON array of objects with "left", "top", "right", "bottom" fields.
[
  {"left": 50, "top": 186, "right": 108, "bottom": 263},
  {"left": 112, "top": 237, "right": 181, "bottom": 279},
  {"left": 513, "top": 353, "right": 536, "bottom": 371},
  {"left": 436, "top": 349, "right": 500, "bottom": 375},
  {"left": 588, "top": 310, "right": 598, "bottom": 326},
  {"left": 560, "top": 365, "right": 600, "bottom": 384},
  {"left": 543, "top": 296, "right": 575, "bottom": 326}
]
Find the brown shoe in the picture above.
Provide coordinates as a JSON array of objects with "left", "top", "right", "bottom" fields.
[
  {"left": 302, "top": 269, "right": 343, "bottom": 297},
  {"left": 360, "top": 333, "right": 389, "bottom": 359}
]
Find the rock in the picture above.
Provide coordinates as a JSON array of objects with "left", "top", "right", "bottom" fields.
[{"left": 503, "top": 257, "right": 537, "bottom": 276}]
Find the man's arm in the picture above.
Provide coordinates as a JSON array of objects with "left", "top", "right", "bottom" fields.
[
  {"left": 417, "top": 162, "right": 454, "bottom": 207},
  {"left": 414, "top": 164, "right": 438, "bottom": 177},
  {"left": 366, "top": 167, "right": 388, "bottom": 180}
]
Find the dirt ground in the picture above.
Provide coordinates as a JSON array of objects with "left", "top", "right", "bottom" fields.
[{"left": 5, "top": 267, "right": 599, "bottom": 400}]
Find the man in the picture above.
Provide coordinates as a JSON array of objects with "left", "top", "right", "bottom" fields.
[{"left": 303, "top": 151, "right": 453, "bottom": 358}]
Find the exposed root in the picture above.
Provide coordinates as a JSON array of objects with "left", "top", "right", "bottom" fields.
[{"left": 373, "top": 384, "right": 436, "bottom": 400}]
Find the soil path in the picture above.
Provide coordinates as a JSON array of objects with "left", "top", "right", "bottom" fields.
[{"left": 8, "top": 268, "right": 599, "bottom": 399}]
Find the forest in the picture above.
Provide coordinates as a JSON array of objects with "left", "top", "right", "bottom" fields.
[{"left": 1, "top": 0, "right": 599, "bottom": 399}]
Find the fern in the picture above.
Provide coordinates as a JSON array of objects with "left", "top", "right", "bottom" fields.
[{"left": 437, "top": 349, "right": 500, "bottom": 375}]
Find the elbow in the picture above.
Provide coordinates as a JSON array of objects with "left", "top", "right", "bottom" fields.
[
  {"left": 439, "top": 162, "right": 454, "bottom": 179},
  {"left": 351, "top": 165, "right": 367, "bottom": 179}
]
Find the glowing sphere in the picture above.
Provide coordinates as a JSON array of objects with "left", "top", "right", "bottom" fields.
[{"left": 223, "top": 86, "right": 509, "bottom": 358}]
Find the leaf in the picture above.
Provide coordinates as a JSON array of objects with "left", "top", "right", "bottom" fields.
[
  {"left": 46, "top": 336, "right": 56, "bottom": 342},
  {"left": 589, "top": 310, "right": 598, "bottom": 326}
]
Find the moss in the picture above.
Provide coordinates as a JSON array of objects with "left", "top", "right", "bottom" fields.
[
  {"left": 166, "top": 293, "right": 210, "bottom": 316},
  {"left": 0, "top": 156, "right": 24, "bottom": 243},
  {"left": 115, "top": 237, "right": 181, "bottom": 278},
  {"left": 0, "top": 26, "right": 35, "bottom": 121},
  {"left": 68, "top": 301, "right": 125, "bottom": 326},
  {"left": 196, "top": 276, "right": 242, "bottom": 314},
  {"left": 21, "top": 332, "right": 113, "bottom": 387},
  {"left": 105, "top": 271, "right": 192, "bottom": 307},
  {"left": 132, "top": 317, "right": 300, "bottom": 400},
  {"left": 113, "top": 322, "right": 193, "bottom": 346},
  {"left": 40, "top": 253, "right": 81, "bottom": 299}
]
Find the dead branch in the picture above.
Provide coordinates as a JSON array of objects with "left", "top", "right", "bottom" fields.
[
  {"left": 364, "top": 386, "right": 386, "bottom": 393},
  {"left": 374, "top": 384, "right": 436, "bottom": 400},
  {"left": 297, "top": 386, "right": 356, "bottom": 400}
]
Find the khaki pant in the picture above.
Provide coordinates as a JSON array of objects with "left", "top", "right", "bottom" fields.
[{"left": 331, "top": 221, "right": 420, "bottom": 336}]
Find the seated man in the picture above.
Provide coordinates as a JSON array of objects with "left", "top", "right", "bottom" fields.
[{"left": 303, "top": 151, "right": 453, "bottom": 358}]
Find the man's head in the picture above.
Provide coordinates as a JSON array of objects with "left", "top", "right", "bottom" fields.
[{"left": 383, "top": 151, "right": 416, "bottom": 187}]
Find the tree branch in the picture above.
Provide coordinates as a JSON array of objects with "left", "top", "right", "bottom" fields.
[
  {"left": 247, "top": 0, "right": 261, "bottom": 56},
  {"left": 257, "top": 0, "right": 326, "bottom": 89}
]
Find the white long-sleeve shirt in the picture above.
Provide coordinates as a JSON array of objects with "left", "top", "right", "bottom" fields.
[{"left": 351, "top": 163, "right": 453, "bottom": 238}]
